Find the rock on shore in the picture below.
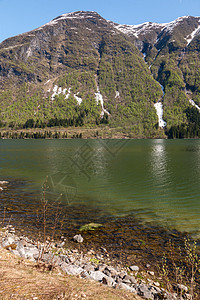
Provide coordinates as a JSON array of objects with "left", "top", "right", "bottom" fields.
[
  {"left": 0, "top": 225, "right": 187, "bottom": 300},
  {"left": 0, "top": 180, "right": 8, "bottom": 191}
]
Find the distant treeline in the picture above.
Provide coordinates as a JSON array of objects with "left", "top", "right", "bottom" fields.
[
  {"left": 1, "top": 107, "right": 200, "bottom": 139},
  {"left": 23, "top": 116, "right": 108, "bottom": 129},
  {"left": 0, "top": 131, "right": 83, "bottom": 139},
  {"left": 166, "top": 107, "right": 200, "bottom": 139},
  {"left": 0, "top": 115, "right": 108, "bottom": 130}
]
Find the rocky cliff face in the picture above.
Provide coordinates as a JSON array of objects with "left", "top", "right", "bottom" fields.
[{"left": 0, "top": 11, "right": 200, "bottom": 137}]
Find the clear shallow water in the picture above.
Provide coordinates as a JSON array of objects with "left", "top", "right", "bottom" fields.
[{"left": 0, "top": 139, "right": 200, "bottom": 237}]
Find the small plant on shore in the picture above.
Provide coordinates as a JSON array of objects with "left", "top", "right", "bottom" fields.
[
  {"left": 0, "top": 206, "right": 13, "bottom": 237},
  {"left": 89, "top": 258, "right": 100, "bottom": 264},
  {"left": 160, "top": 254, "right": 172, "bottom": 292},
  {"left": 0, "top": 207, "right": 6, "bottom": 229},
  {"left": 184, "top": 238, "right": 200, "bottom": 299},
  {"left": 36, "top": 177, "right": 64, "bottom": 270},
  {"left": 79, "top": 223, "right": 103, "bottom": 232},
  {"left": 159, "top": 238, "right": 200, "bottom": 299}
]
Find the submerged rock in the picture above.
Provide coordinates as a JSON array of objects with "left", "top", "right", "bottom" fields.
[{"left": 79, "top": 223, "right": 103, "bottom": 231}]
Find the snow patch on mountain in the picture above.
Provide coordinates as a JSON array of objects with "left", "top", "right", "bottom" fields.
[
  {"left": 186, "top": 23, "right": 200, "bottom": 45},
  {"left": 26, "top": 47, "right": 32, "bottom": 58},
  {"left": 40, "top": 11, "right": 100, "bottom": 28},
  {"left": 162, "top": 16, "right": 189, "bottom": 33},
  {"left": 51, "top": 85, "right": 59, "bottom": 100},
  {"left": 51, "top": 86, "right": 72, "bottom": 101},
  {"left": 113, "top": 22, "right": 165, "bottom": 38},
  {"left": 154, "top": 83, "right": 167, "bottom": 128},
  {"left": 65, "top": 88, "right": 71, "bottom": 99},
  {"left": 115, "top": 91, "right": 120, "bottom": 98},
  {"left": 112, "top": 16, "right": 197, "bottom": 39},
  {"left": 189, "top": 99, "right": 200, "bottom": 112},
  {"left": 95, "top": 87, "right": 110, "bottom": 118},
  {"left": 74, "top": 93, "right": 82, "bottom": 105},
  {"left": 154, "top": 103, "right": 167, "bottom": 128}
]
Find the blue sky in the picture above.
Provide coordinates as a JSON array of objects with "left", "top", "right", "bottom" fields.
[{"left": 0, "top": 0, "right": 200, "bottom": 42}]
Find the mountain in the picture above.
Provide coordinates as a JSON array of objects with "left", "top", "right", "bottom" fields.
[
  {"left": 0, "top": 11, "right": 200, "bottom": 138},
  {"left": 112, "top": 16, "right": 200, "bottom": 137}
]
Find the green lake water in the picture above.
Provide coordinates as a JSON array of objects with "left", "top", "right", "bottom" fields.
[{"left": 0, "top": 139, "right": 200, "bottom": 237}]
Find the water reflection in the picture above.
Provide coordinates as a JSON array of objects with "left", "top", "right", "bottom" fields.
[
  {"left": 195, "top": 143, "right": 200, "bottom": 177},
  {"left": 150, "top": 139, "right": 168, "bottom": 184},
  {"left": 1, "top": 139, "right": 200, "bottom": 237},
  {"left": 93, "top": 140, "right": 109, "bottom": 177}
]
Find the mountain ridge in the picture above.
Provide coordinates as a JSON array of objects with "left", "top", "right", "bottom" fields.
[{"left": 0, "top": 11, "right": 200, "bottom": 138}]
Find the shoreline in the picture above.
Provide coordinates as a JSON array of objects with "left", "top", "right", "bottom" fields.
[
  {"left": 1, "top": 180, "right": 200, "bottom": 298},
  {"left": 0, "top": 126, "right": 167, "bottom": 139},
  {"left": 1, "top": 199, "right": 200, "bottom": 298},
  {"left": 0, "top": 223, "right": 188, "bottom": 300},
  {"left": 1, "top": 128, "right": 200, "bottom": 139}
]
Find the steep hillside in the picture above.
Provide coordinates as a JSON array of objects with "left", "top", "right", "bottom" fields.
[
  {"left": 113, "top": 16, "right": 200, "bottom": 137},
  {"left": 1, "top": 12, "right": 200, "bottom": 138},
  {"left": 0, "top": 11, "right": 164, "bottom": 138}
]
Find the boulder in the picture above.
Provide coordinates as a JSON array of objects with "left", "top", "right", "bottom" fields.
[
  {"left": 80, "top": 270, "right": 91, "bottom": 279},
  {"left": 176, "top": 284, "right": 188, "bottom": 293},
  {"left": 104, "top": 266, "right": 118, "bottom": 277},
  {"left": 16, "top": 241, "right": 26, "bottom": 257},
  {"left": 73, "top": 234, "right": 83, "bottom": 243},
  {"left": 60, "top": 255, "right": 70, "bottom": 263},
  {"left": 137, "top": 284, "right": 153, "bottom": 299},
  {"left": 83, "top": 264, "right": 95, "bottom": 273},
  {"left": 147, "top": 271, "right": 155, "bottom": 276},
  {"left": 24, "top": 247, "right": 40, "bottom": 261},
  {"left": 102, "top": 276, "right": 115, "bottom": 287},
  {"left": 130, "top": 265, "right": 139, "bottom": 272},
  {"left": 116, "top": 282, "right": 137, "bottom": 293},
  {"left": 118, "top": 271, "right": 127, "bottom": 279},
  {"left": 96, "top": 264, "right": 107, "bottom": 272},
  {"left": 88, "top": 270, "right": 105, "bottom": 282},
  {"left": 123, "top": 275, "right": 137, "bottom": 285},
  {"left": 116, "top": 276, "right": 123, "bottom": 284},
  {"left": 61, "top": 263, "right": 84, "bottom": 276},
  {"left": 2, "top": 236, "right": 16, "bottom": 248}
]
